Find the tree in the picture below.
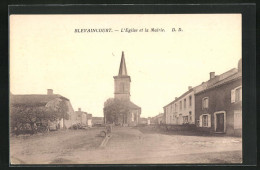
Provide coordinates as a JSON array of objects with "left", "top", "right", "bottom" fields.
[
  {"left": 103, "top": 98, "right": 130, "bottom": 124},
  {"left": 45, "top": 98, "right": 69, "bottom": 121},
  {"left": 56, "top": 100, "right": 69, "bottom": 129},
  {"left": 10, "top": 99, "right": 70, "bottom": 135},
  {"left": 10, "top": 105, "right": 47, "bottom": 134}
]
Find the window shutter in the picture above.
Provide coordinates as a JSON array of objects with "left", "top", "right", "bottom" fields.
[
  {"left": 202, "top": 99, "right": 204, "bottom": 109},
  {"left": 206, "top": 99, "right": 208, "bottom": 108},
  {"left": 208, "top": 114, "right": 211, "bottom": 127},
  {"left": 231, "top": 89, "right": 235, "bottom": 103},
  {"left": 199, "top": 115, "right": 202, "bottom": 127},
  {"left": 234, "top": 111, "right": 242, "bottom": 129}
]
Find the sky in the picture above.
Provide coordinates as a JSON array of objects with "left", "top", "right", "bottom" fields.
[{"left": 10, "top": 14, "right": 241, "bottom": 118}]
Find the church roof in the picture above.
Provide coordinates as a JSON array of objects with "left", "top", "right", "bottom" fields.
[
  {"left": 128, "top": 101, "right": 141, "bottom": 110},
  {"left": 118, "top": 51, "right": 128, "bottom": 76}
]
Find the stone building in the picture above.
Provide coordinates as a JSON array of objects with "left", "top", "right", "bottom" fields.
[
  {"left": 104, "top": 51, "right": 141, "bottom": 126},
  {"left": 92, "top": 117, "right": 103, "bottom": 126},
  {"left": 163, "top": 59, "right": 241, "bottom": 132},
  {"left": 75, "top": 108, "right": 93, "bottom": 127},
  {"left": 164, "top": 82, "right": 217, "bottom": 126},
  {"left": 10, "top": 89, "right": 76, "bottom": 129},
  {"left": 164, "top": 87, "right": 195, "bottom": 125},
  {"left": 150, "top": 113, "right": 164, "bottom": 124},
  {"left": 74, "top": 108, "right": 87, "bottom": 125},
  {"left": 195, "top": 59, "right": 242, "bottom": 136},
  {"left": 86, "top": 113, "right": 92, "bottom": 127}
]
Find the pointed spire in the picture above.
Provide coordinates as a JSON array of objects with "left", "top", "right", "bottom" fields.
[{"left": 118, "top": 51, "right": 128, "bottom": 76}]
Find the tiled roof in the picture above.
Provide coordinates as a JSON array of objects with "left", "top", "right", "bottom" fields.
[
  {"left": 163, "top": 68, "right": 239, "bottom": 108},
  {"left": 104, "top": 98, "right": 141, "bottom": 109},
  {"left": 92, "top": 117, "right": 103, "bottom": 123},
  {"left": 75, "top": 111, "right": 87, "bottom": 115},
  {"left": 10, "top": 94, "right": 69, "bottom": 106},
  {"left": 202, "top": 72, "right": 242, "bottom": 92},
  {"left": 128, "top": 101, "right": 141, "bottom": 109},
  {"left": 193, "top": 68, "right": 238, "bottom": 94},
  {"left": 163, "top": 89, "right": 193, "bottom": 108},
  {"left": 153, "top": 113, "right": 164, "bottom": 118},
  {"left": 92, "top": 117, "right": 103, "bottom": 120}
]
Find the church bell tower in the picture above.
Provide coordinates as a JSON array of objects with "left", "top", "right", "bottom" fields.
[{"left": 113, "top": 51, "right": 131, "bottom": 101}]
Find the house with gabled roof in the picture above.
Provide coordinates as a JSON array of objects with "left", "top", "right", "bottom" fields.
[
  {"left": 75, "top": 108, "right": 87, "bottom": 125},
  {"left": 163, "top": 59, "right": 241, "bottom": 131},
  {"left": 164, "top": 86, "right": 195, "bottom": 125},
  {"left": 10, "top": 89, "right": 76, "bottom": 129},
  {"left": 195, "top": 59, "right": 242, "bottom": 136}
]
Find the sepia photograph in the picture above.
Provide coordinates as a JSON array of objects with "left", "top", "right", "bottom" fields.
[{"left": 9, "top": 14, "right": 242, "bottom": 165}]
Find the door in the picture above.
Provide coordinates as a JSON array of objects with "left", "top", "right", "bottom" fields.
[
  {"left": 216, "top": 113, "right": 224, "bottom": 132},
  {"left": 88, "top": 119, "right": 92, "bottom": 127}
]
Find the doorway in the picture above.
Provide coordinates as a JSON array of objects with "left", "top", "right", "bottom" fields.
[{"left": 214, "top": 111, "right": 226, "bottom": 133}]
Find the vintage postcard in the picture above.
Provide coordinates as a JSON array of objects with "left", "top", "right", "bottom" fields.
[{"left": 9, "top": 14, "right": 242, "bottom": 164}]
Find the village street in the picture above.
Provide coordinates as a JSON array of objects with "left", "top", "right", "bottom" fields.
[{"left": 10, "top": 126, "right": 242, "bottom": 164}]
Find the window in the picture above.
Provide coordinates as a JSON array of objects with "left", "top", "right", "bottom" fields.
[
  {"left": 196, "top": 120, "right": 200, "bottom": 127},
  {"left": 234, "top": 110, "right": 242, "bottom": 129},
  {"left": 231, "top": 86, "right": 242, "bottom": 103},
  {"left": 189, "top": 96, "right": 192, "bottom": 106},
  {"left": 183, "top": 116, "right": 188, "bottom": 124},
  {"left": 179, "top": 114, "right": 182, "bottom": 124},
  {"left": 184, "top": 98, "right": 186, "bottom": 109},
  {"left": 189, "top": 111, "right": 192, "bottom": 122},
  {"left": 202, "top": 115, "right": 208, "bottom": 126},
  {"left": 202, "top": 97, "right": 209, "bottom": 109},
  {"left": 179, "top": 101, "right": 182, "bottom": 110},
  {"left": 199, "top": 114, "right": 211, "bottom": 127}
]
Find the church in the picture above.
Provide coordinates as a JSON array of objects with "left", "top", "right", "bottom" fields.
[{"left": 104, "top": 51, "right": 141, "bottom": 126}]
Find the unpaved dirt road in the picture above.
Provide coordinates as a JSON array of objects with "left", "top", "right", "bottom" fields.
[
  {"left": 10, "top": 128, "right": 104, "bottom": 164},
  {"left": 10, "top": 126, "right": 242, "bottom": 164}
]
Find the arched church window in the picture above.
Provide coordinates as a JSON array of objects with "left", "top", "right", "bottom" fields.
[{"left": 120, "top": 82, "right": 124, "bottom": 92}]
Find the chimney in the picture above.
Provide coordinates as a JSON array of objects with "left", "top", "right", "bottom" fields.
[
  {"left": 78, "top": 108, "right": 81, "bottom": 112},
  {"left": 210, "top": 72, "right": 215, "bottom": 80},
  {"left": 188, "top": 86, "right": 192, "bottom": 90},
  {"left": 175, "top": 97, "right": 178, "bottom": 100},
  {"left": 47, "top": 89, "right": 53, "bottom": 95}
]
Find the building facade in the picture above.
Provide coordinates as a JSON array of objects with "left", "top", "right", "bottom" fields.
[
  {"left": 195, "top": 59, "right": 242, "bottom": 136},
  {"left": 163, "top": 58, "right": 242, "bottom": 134},
  {"left": 92, "top": 117, "right": 103, "bottom": 126},
  {"left": 164, "top": 87, "right": 195, "bottom": 125},
  {"left": 86, "top": 114, "right": 92, "bottom": 127},
  {"left": 74, "top": 108, "right": 87, "bottom": 125},
  {"left": 150, "top": 113, "right": 165, "bottom": 124}
]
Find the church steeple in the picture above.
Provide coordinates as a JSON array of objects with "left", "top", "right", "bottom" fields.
[
  {"left": 114, "top": 51, "right": 131, "bottom": 101},
  {"left": 118, "top": 51, "right": 127, "bottom": 76}
]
